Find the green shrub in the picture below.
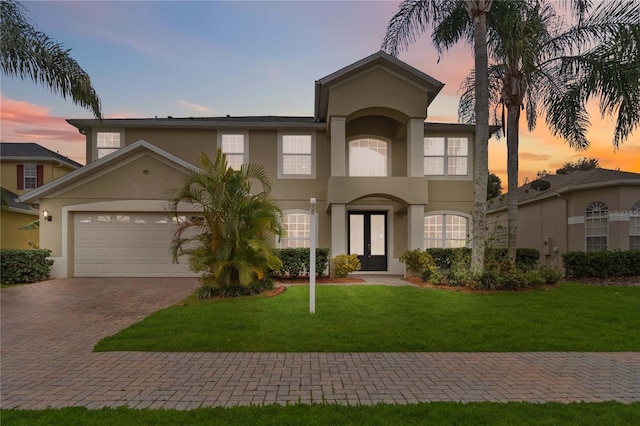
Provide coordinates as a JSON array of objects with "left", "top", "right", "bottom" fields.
[
  {"left": 334, "top": 254, "right": 361, "bottom": 278},
  {"left": 0, "top": 249, "right": 54, "bottom": 284},
  {"left": 563, "top": 250, "right": 640, "bottom": 278},
  {"left": 197, "top": 278, "right": 275, "bottom": 299},
  {"left": 427, "top": 247, "right": 539, "bottom": 272},
  {"left": 539, "top": 266, "right": 563, "bottom": 285},
  {"left": 274, "top": 248, "right": 330, "bottom": 278},
  {"left": 399, "top": 249, "right": 436, "bottom": 281}
]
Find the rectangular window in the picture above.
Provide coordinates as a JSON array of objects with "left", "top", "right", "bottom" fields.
[
  {"left": 424, "top": 137, "right": 469, "bottom": 176},
  {"left": 97, "top": 131, "right": 121, "bottom": 159},
  {"left": 278, "top": 132, "right": 315, "bottom": 179},
  {"left": 221, "top": 133, "right": 246, "bottom": 170},
  {"left": 24, "top": 164, "right": 37, "bottom": 190},
  {"left": 280, "top": 212, "right": 310, "bottom": 248},
  {"left": 424, "top": 214, "right": 468, "bottom": 248},
  {"left": 630, "top": 216, "right": 640, "bottom": 250}
]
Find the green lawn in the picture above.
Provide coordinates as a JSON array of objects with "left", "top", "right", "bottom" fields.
[
  {"left": 94, "top": 283, "right": 640, "bottom": 352},
  {"left": 3, "top": 402, "right": 640, "bottom": 426}
]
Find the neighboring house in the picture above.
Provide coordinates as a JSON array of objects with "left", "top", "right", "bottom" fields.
[
  {"left": 486, "top": 168, "right": 640, "bottom": 270},
  {"left": 20, "top": 52, "right": 485, "bottom": 278},
  {"left": 1, "top": 142, "right": 82, "bottom": 249}
]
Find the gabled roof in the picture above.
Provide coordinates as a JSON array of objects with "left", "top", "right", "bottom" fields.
[
  {"left": 19, "top": 140, "right": 198, "bottom": 204},
  {"left": 314, "top": 51, "right": 445, "bottom": 121},
  {"left": 488, "top": 168, "right": 640, "bottom": 212},
  {"left": 0, "top": 142, "right": 83, "bottom": 169},
  {"left": 1, "top": 187, "right": 38, "bottom": 215}
]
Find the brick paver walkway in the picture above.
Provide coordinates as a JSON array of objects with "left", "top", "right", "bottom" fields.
[{"left": 1, "top": 278, "right": 638, "bottom": 409}]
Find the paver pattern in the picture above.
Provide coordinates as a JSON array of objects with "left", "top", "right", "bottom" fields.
[{"left": 1, "top": 278, "right": 638, "bottom": 409}]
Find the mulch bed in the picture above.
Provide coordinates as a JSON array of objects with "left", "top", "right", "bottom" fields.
[{"left": 565, "top": 275, "right": 640, "bottom": 287}]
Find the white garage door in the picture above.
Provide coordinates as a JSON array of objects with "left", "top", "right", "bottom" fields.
[{"left": 74, "top": 213, "right": 194, "bottom": 277}]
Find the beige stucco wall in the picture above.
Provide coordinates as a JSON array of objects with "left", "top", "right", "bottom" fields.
[
  {"left": 0, "top": 210, "right": 38, "bottom": 249},
  {"left": 327, "top": 68, "right": 428, "bottom": 119}
]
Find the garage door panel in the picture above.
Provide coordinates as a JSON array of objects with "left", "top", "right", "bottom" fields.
[{"left": 75, "top": 212, "right": 195, "bottom": 277}]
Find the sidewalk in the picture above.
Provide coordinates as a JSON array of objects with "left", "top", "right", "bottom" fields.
[{"left": 1, "top": 278, "right": 638, "bottom": 409}]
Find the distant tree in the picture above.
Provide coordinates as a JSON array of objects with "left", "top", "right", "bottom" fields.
[
  {"left": 168, "top": 150, "right": 283, "bottom": 297},
  {"left": 555, "top": 157, "right": 600, "bottom": 175},
  {"left": 487, "top": 172, "right": 502, "bottom": 199},
  {"left": 0, "top": 0, "right": 101, "bottom": 118}
]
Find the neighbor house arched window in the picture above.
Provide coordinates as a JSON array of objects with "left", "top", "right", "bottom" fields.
[
  {"left": 585, "top": 201, "right": 608, "bottom": 251},
  {"left": 630, "top": 200, "right": 640, "bottom": 250},
  {"left": 279, "top": 211, "right": 310, "bottom": 248},
  {"left": 424, "top": 213, "right": 469, "bottom": 248},
  {"left": 349, "top": 138, "right": 387, "bottom": 176}
]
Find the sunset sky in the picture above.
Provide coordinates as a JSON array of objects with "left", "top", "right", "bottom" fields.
[{"left": 1, "top": 1, "right": 638, "bottom": 185}]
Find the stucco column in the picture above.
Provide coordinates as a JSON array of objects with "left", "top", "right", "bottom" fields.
[
  {"left": 408, "top": 204, "right": 425, "bottom": 250},
  {"left": 407, "top": 118, "right": 424, "bottom": 177},
  {"left": 331, "top": 203, "right": 347, "bottom": 256},
  {"left": 330, "top": 116, "right": 346, "bottom": 176}
]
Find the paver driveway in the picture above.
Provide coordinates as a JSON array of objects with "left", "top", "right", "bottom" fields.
[{"left": 1, "top": 278, "right": 639, "bottom": 409}]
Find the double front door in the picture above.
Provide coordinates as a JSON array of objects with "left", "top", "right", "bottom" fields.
[{"left": 348, "top": 211, "right": 387, "bottom": 271}]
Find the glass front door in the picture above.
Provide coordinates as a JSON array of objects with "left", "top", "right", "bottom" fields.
[{"left": 348, "top": 211, "right": 387, "bottom": 271}]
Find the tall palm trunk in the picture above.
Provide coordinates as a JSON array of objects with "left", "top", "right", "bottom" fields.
[
  {"left": 467, "top": 1, "right": 492, "bottom": 274},
  {"left": 506, "top": 103, "right": 520, "bottom": 264}
]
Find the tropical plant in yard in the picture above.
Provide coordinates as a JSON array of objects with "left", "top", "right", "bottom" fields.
[
  {"left": 457, "top": 0, "right": 640, "bottom": 263},
  {"left": 0, "top": 0, "right": 101, "bottom": 118},
  {"left": 382, "top": 0, "right": 492, "bottom": 274},
  {"left": 168, "top": 150, "right": 283, "bottom": 296}
]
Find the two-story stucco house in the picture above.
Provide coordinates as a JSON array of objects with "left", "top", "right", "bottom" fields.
[
  {"left": 20, "top": 52, "right": 484, "bottom": 278},
  {"left": 1, "top": 142, "right": 82, "bottom": 249}
]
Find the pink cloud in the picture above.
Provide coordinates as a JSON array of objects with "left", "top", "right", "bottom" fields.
[{"left": 0, "top": 95, "right": 86, "bottom": 164}]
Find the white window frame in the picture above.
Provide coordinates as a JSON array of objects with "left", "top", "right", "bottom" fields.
[
  {"left": 93, "top": 129, "right": 125, "bottom": 161},
  {"left": 423, "top": 136, "right": 470, "bottom": 177},
  {"left": 630, "top": 200, "right": 640, "bottom": 250},
  {"left": 23, "top": 163, "right": 37, "bottom": 190},
  {"left": 217, "top": 131, "right": 249, "bottom": 170},
  {"left": 585, "top": 201, "right": 608, "bottom": 252},
  {"left": 277, "top": 131, "right": 316, "bottom": 179},
  {"left": 423, "top": 212, "right": 470, "bottom": 249},
  {"left": 348, "top": 137, "right": 389, "bottom": 177},
  {"left": 278, "top": 210, "right": 311, "bottom": 248}
]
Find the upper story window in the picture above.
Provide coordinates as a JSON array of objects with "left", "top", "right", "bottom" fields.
[
  {"left": 279, "top": 211, "right": 310, "bottom": 248},
  {"left": 630, "top": 200, "right": 640, "bottom": 250},
  {"left": 24, "top": 164, "right": 37, "bottom": 190},
  {"left": 585, "top": 201, "right": 608, "bottom": 251},
  {"left": 96, "top": 131, "right": 122, "bottom": 159},
  {"left": 424, "top": 137, "right": 468, "bottom": 176},
  {"left": 424, "top": 213, "right": 468, "bottom": 248},
  {"left": 17, "top": 164, "right": 42, "bottom": 191},
  {"left": 349, "top": 138, "right": 387, "bottom": 177},
  {"left": 278, "top": 133, "right": 315, "bottom": 179},
  {"left": 220, "top": 133, "right": 247, "bottom": 170}
]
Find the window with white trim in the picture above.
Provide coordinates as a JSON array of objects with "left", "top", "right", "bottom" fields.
[
  {"left": 424, "top": 214, "right": 468, "bottom": 248},
  {"left": 220, "top": 133, "right": 246, "bottom": 170},
  {"left": 586, "top": 201, "right": 608, "bottom": 251},
  {"left": 23, "top": 164, "right": 37, "bottom": 190},
  {"left": 349, "top": 138, "right": 387, "bottom": 176},
  {"left": 630, "top": 200, "right": 640, "bottom": 250},
  {"left": 424, "top": 137, "right": 468, "bottom": 176},
  {"left": 279, "top": 211, "right": 310, "bottom": 248},
  {"left": 280, "top": 134, "right": 313, "bottom": 177},
  {"left": 96, "top": 131, "right": 122, "bottom": 159}
]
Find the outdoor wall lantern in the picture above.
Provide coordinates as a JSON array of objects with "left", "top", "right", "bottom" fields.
[{"left": 43, "top": 209, "right": 52, "bottom": 222}]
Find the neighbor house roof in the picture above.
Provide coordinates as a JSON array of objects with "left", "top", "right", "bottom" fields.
[
  {"left": 487, "top": 168, "right": 640, "bottom": 212},
  {"left": 0, "top": 142, "right": 83, "bottom": 169},
  {"left": 1, "top": 187, "right": 38, "bottom": 215}
]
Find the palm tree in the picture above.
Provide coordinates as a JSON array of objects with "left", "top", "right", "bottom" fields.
[
  {"left": 458, "top": 0, "right": 640, "bottom": 262},
  {"left": 0, "top": 0, "right": 101, "bottom": 118},
  {"left": 383, "top": 0, "right": 493, "bottom": 274},
  {"left": 168, "top": 150, "right": 283, "bottom": 296}
]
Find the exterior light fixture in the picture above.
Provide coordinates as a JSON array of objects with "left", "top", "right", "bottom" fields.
[{"left": 43, "top": 209, "right": 52, "bottom": 222}]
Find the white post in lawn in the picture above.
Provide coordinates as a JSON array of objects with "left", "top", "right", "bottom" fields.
[{"left": 310, "top": 198, "right": 317, "bottom": 314}]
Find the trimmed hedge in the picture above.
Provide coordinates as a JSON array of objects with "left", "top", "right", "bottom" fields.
[
  {"left": 425, "top": 247, "right": 540, "bottom": 271},
  {"left": 0, "top": 249, "right": 54, "bottom": 284},
  {"left": 563, "top": 250, "right": 640, "bottom": 278},
  {"left": 274, "top": 247, "right": 329, "bottom": 278}
]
